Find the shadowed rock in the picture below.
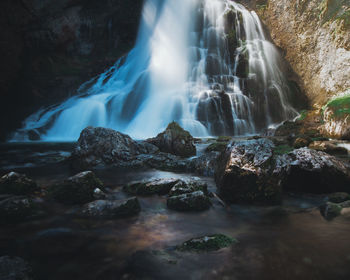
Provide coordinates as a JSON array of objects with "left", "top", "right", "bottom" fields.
[
  {"left": 80, "top": 197, "right": 141, "bottom": 218},
  {"left": 49, "top": 171, "right": 104, "bottom": 205},
  {"left": 167, "top": 191, "right": 211, "bottom": 211},
  {"left": 0, "top": 172, "right": 38, "bottom": 196}
]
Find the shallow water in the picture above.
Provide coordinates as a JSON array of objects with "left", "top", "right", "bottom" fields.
[{"left": 1, "top": 143, "right": 350, "bottom": 280}]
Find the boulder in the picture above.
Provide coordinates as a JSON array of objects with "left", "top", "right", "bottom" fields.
[
  {"left": 80, "top": 197, "right": 140, "bottom": 218},
  {"left": 167, "top": 191, "right": 211, "bottom": 211},
  {"left": 147, "top": 122, "right": 196, "bottom": 157},
  {"left": 215, "top": 138, "right": 282, "bottom": 203},
  {"left": 0, "top": 256, "right": 33, "bottom": 280},
  {"left": 168, "top": 180, "right": 208, "bottom": 197},
  {"left": 71, "top": 126, "right": 159, "bottom": 169},
  {"left": 0, "top": 196, "right": 35, "bottom": 223},
  {"left": 176, "top": 234, "right": 237, "bottom": 252},
  {"left": 49, "top": 171, "right": 104, "bottom": 204},
  {"left": 0, "top": 172, "right": 38, "bottom": 195},
  {"left": 277, "top": 148, "right": 350, "bottom": 193},
  {"left": 124, "top": 178, "right": 180, "bottom": 195}
]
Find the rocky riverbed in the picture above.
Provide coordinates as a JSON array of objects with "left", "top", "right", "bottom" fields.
[{"left": 1, "top": 123, "right": 350, "bottom": 279}]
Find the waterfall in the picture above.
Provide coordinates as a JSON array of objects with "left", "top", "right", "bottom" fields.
[{"left": 12, "top": 0, "right": 298, "bottom": 141}]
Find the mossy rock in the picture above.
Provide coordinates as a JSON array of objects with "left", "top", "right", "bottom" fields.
[
  {"left": 328, "top": 192, "right": 350, "bottom": 203},
  {"left": 205, "top": 142, "right": 228, "bottom": 153},
  {"left": 177, "top": 234, "right": 237, "bottom": 252},
  {"left": 320, "top": 202, "right": 343, "bottom": 220},
  {"left": 147, "top": 122, "right": 196, "bottom": 157},
  {"left": 273, "top": 145, "right": 294, "bottom": 156}
]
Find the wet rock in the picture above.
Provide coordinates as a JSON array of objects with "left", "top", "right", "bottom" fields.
[
  {"left": 277, "top": 148, "right": 350, "bottom": 193},
  {"left": 49, "top": 171, "right": 104, "bottom": 205},
  {"left": 0, "top": 196, "right": 35, "bottom": 223},
  {"left": 176, "top": 234, "right": 237, "bottom": 252},
  {"left": 71, "top": 126, "right": 159, "bottom": 169},
  {"left": 168, "top": 180, "right": 208, "bottom": 197},
  {"left": 215, "top": 138, "right": 282, "bottom": 204},
  {"left": 147, "top": 122, "right": 196, "bottom": 157},
  {"left": 80, "top": 197, "right": 140, "bottom": 218},
  {"left": 0, "top": 256, "right": 33, "bottom": 280},
  {"left": 93, "top": 188, "right": 107, "bottom": 200},
  {"left": 0, "top": 172, "right": 38, "bottom": 195},
  {"left": 167, "top": 191, "right": 211, "bottom": 211},
  {"left": 124, "top": 178, "right": 180, "bottom": 195},
  {"left": 328, "top": 192, "right": 350, "bottom": 203},
  {"left": 186, "top": 151, "right": 220, "bottom": 176}
]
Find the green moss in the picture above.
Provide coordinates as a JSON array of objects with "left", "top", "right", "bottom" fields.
[
  {"left": 274, "top": 145, "right": 294, "bottom": 156},
  {"left": 177, "top": 234, "right": 237, "bottom": 252},
  {"left": 323, "top": 94, "right": 350, "bottom": 119},
  {"left": 166, "top": 121, "right": 192, "bottom": 138},
  {"left": 297, "top": 110, "right": 309, "bottom": 121},
  {"left": 206, "top": 142, "right": 228, "bottom": 153}
]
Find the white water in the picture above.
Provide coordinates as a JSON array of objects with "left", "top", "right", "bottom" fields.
[{"left": 12, "top": 0, "right": 298, "bottom": 141}]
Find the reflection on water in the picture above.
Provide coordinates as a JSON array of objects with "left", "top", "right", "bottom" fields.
[{"left": 0, "top": 143, "right": 350, "bottom": 280}]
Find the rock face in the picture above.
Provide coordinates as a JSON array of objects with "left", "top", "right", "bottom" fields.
[
  {"left": 49, "top": 171, "right": 104, "bottom": 204},
  {"left": 0, "top": 256, "right": 32, "bottom": 280},
  {"left": 80, "top": 197, "right": 140, "bottom": 218},
  {"left": 252, "top": 0, "right": 350, "bottom": 106},
  {"left": 215, "top": 138, "right": 282, "bottom": 203},
  {"left": 71, "top": 126, "right": 159, "bottom": 169},
  {"left": 0, "top": 172, "right": 38, "bottom": 195},
  {"left": 0, "top": 0, "right": 143, "bottom": 140},
  {"left": 147, "top": 122, "right": 196, "bottom": 157},
  {"left": 277, "top": 148, "right": 350, "bottom": 193},
  {"left": 124, "top": 178, "right": 180, "bottom": 196},
  {"left": 167, "top": 191, "right": 211, "bottom": 211}
]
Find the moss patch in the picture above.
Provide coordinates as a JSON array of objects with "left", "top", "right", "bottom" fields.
[
  {"left": 324, "top": 94, "right": 350, "bottom": 118},
  {"left": 177, "top": 234, "right": 237, "bottom": 252},
  {"left": 274, "top": 145, "right": 294, "bottom": 156},
  {"left": 297, "top": 110, "right": 309, "bottom": 121},
  {"left": 206, "top": 142, "right": 228, "bottom": 153}
]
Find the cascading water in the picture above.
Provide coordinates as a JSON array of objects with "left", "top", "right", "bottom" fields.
[{"left": 12, "top": 0, "right": 298, "bottom": 141}]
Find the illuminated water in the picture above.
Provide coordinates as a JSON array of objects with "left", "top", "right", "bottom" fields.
[{"left": 12, "top": 0, "right": 297, "bottom": 141}]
